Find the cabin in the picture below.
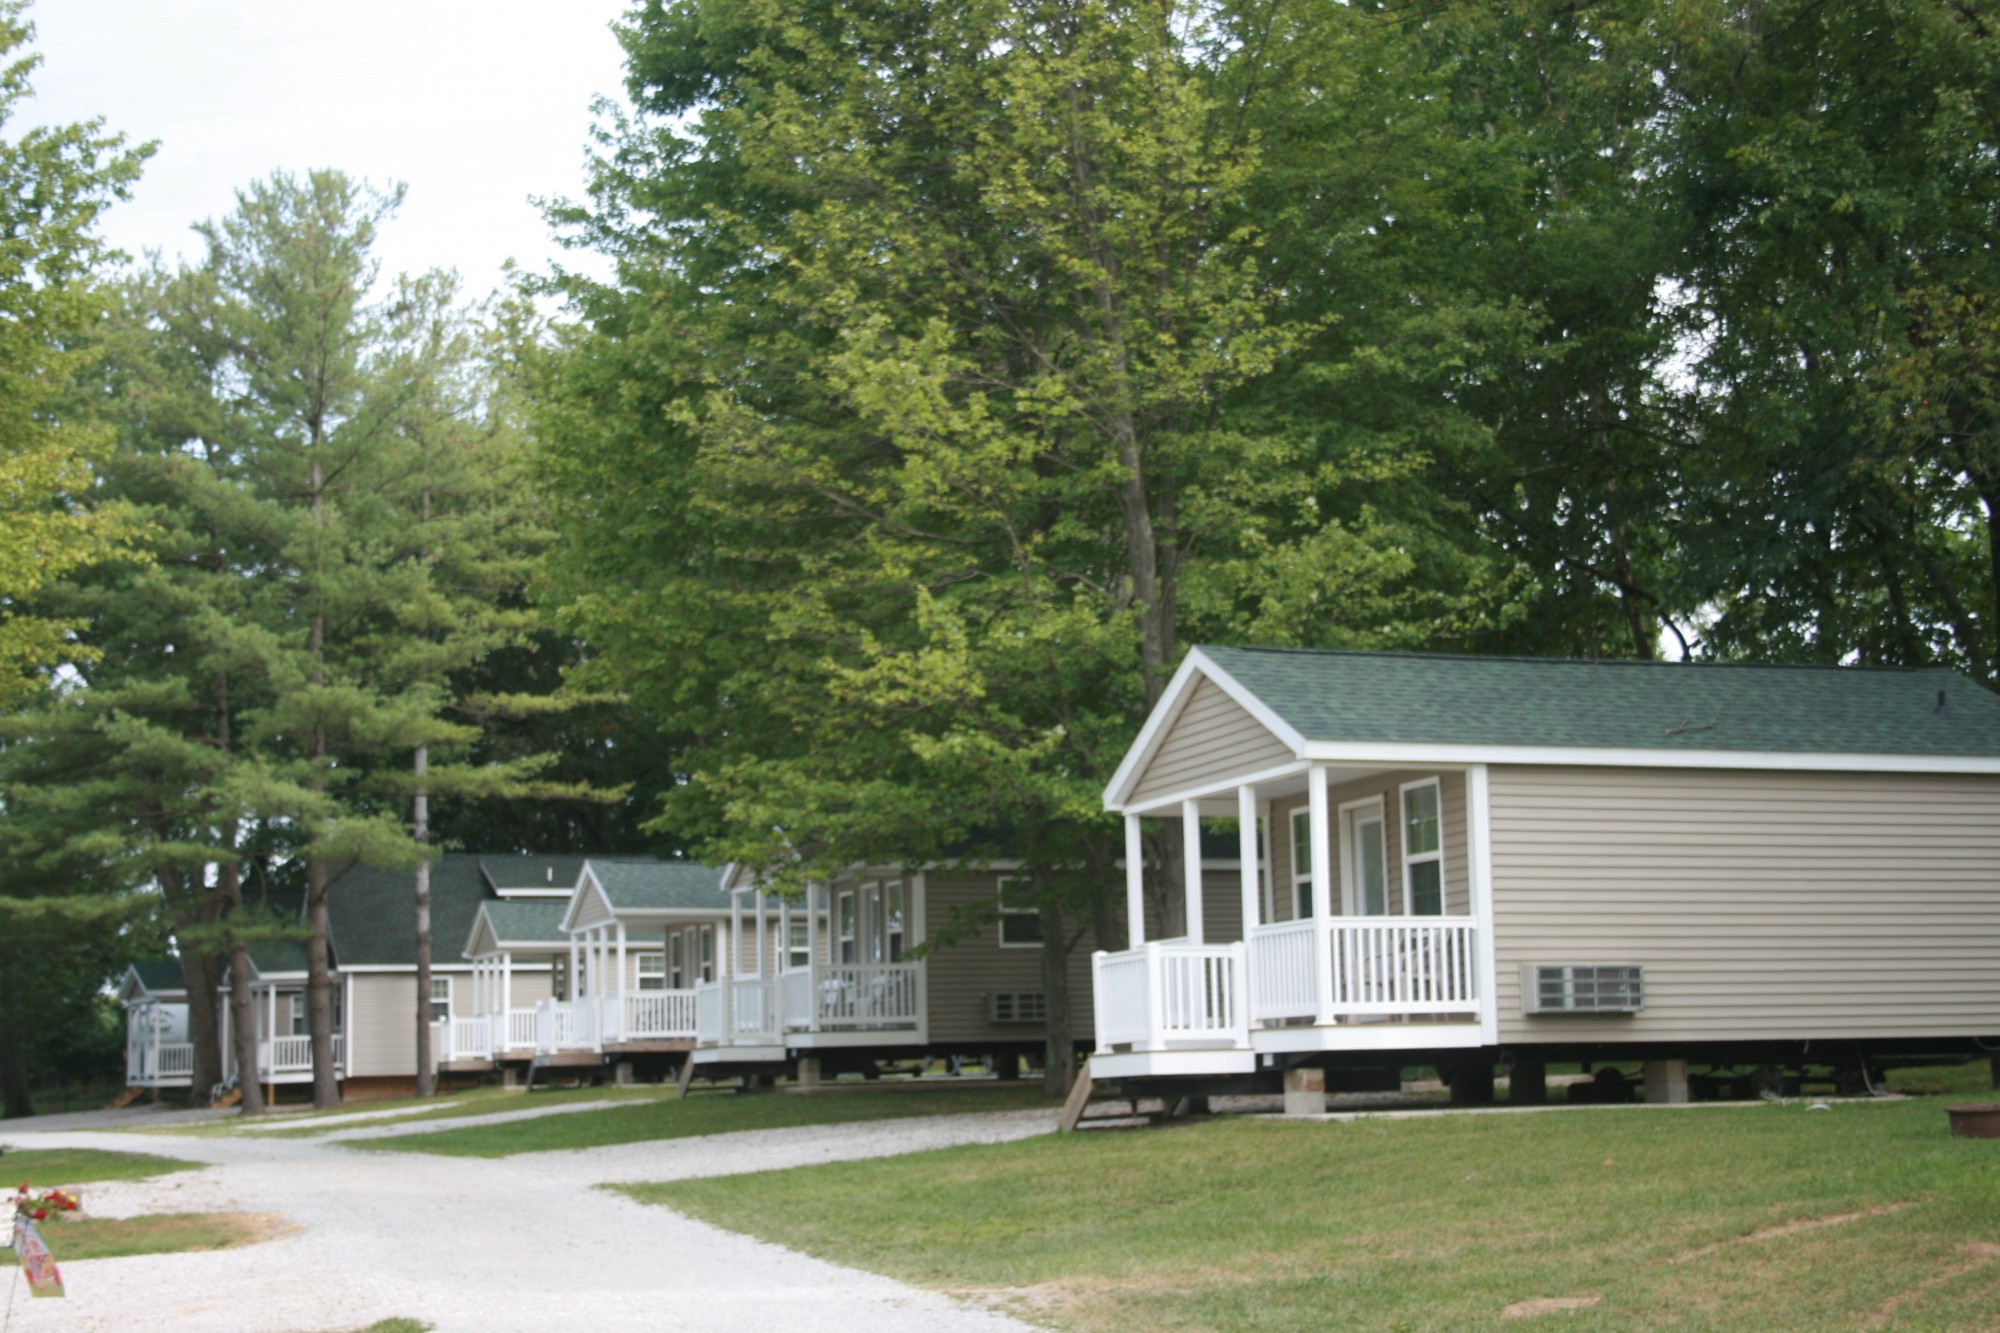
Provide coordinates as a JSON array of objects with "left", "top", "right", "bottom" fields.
[
  {"left": 118, "top": 853, "right": 594, "bottom": 1101},
  {"left": 1094, "top": 646, "right": 2000, "bottom": 1105},
  {"left": 529, "top": 858, "right": 740, "bottom": 1077},
  {"left": 117, "top": 961, "right": 194, "bottom": 1090},
  {"left": 688, "top": 861, "right": 1100, "bottom": 1080}
]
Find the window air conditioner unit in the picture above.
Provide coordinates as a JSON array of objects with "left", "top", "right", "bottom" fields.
[
  {"left": 1523, "top": 964, "right": 1644, "bottom": 1014},
  {"left": 989, "top": 991, "right": 1047, "bottom": 1024}
]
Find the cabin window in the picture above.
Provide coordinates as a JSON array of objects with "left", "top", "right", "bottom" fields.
[
  {"left": 429, "top": 977, "right": 452, "bottom": 1023},
  {"left": 1290, "top": 808, "right": 1314, "bottom": 918},
  {"left": 1402, "top": 780, "right": 1444, "bottom": 915},
  {"left": 698, "top": 926, "right": 715, "bottom": 983},
  {"left": 668, "top": 934, "right": 684, "bottom": 989},
  {"left": 287, "top": 991, "right": 307, "bottom": 1036},
  {"left": 998, "top": 878, "right": 1042, "bottom": 948},
  {"left": 636, "top": 952, "right": 666, "bottom": 991},
  {"left": 886, "top": 882, "right": 906, "bottom": 962},
  {"left": 862, "top": 886, "right": 883, "bottom": 964},
  {"left": 837, "top": 892, "right": 857, "bottom": 965},
  {"left": 788, "top": 919, "right": 810, "bottom": 969}
]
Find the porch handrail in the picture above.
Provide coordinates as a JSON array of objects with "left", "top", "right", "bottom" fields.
[
  {"left": 505, "top": 1008, "right": 536, "bottom": 1049},
  {"left": 1091, "top": 940, "right": 1249, "bottom": 1053},
  {"left": 693, "top": 979, "right": 723, "bottom": 1044},
  {"left": 779, "top": 967, "right": 812, "bottom": 1031},
  {"left": 1249, "top": 916, "right": 1480, "bottom": 1022},
  {"left": 813, "top": 962, "right": 921, "bottom": 1029},
  {"left": 731, "top": 977, "right": 780, "bottom": 1040},
  {"left": 621, "top": 989, "right": 698, "bottom": 1039}
]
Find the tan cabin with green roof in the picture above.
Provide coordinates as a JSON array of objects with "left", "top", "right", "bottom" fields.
[{"left": 1094, "top": 646, "right": 2000, "bottom": 1095}]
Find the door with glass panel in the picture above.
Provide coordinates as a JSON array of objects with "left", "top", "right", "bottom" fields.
[{"left": 1344, "top": 803, "right": 1389, "bottom": 916}]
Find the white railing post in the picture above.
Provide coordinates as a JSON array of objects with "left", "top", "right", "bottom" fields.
[{"left": 1145, "top": 941, "right": 1166, "bottom": 1052}]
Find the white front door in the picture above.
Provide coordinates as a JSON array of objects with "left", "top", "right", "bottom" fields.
[{"left": 1345, "top": 804, "right": 1389, "bottom": 916}]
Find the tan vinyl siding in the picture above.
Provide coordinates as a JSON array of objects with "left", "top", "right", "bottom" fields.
[
  {"left": 347, "top": 974, "right": 418, "bottom": 1078},
  {"left": 1128, "top": 677, "right": 1294, "bottom": 805},
  {"left": 507, "top": 969, "right": 553, "bottom": 1008},
  {"left": 1268, "top": 771, "right": 1469, "bottom": 921},
  {"left": 921, "top": 872, "right": 1100, "bottom": 1045},
  {"left": 1489, "top": 765, "right": 2000, "bottom": 1043}
]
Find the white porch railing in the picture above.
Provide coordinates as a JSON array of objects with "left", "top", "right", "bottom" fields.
[
  {"left": 442, "top": 1015, "right": 491, "bottom": 1061},
  {"left": 504, "top": 1009, "right": 536, "bottom": 1049},
  {"left": 731, "top": 978, "right": 779, "bottom": 1041},
  {"left": 533, "top": 999, "right": 598, "bottom": 1054},
  {"left": 256, "top": 1034, "right": 341, "bottom": 1077},
  {"left": 694, "top": 980, "right": 723, "bottom": 1044},
  {"left": 780, "top": 968, "right": 812, "bottom": 1030},
  {"left": 1249, "top": 917, "right": 1480, "bottom": 1022},
  {"left": 614, "top": 990, "right": 698, "bottom": 1040},
  {"left": 1092, "top": 940, "right": 1249, "bottom": 1052},
  {"left": 802, "top": 963, "right": 922, "bottom": 1030}
]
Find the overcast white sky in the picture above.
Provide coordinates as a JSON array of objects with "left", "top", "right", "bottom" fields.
[{"left": 22, "top": 0, "right": 633, "bottom": 297}]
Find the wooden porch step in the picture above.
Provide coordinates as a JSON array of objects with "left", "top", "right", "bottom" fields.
[
  {"left": 1058, "top": 1058, "right": 1197, "bottom": 1131},
  {"left": 103, "top": 1087, "right": 144, "bottom": 1111}
]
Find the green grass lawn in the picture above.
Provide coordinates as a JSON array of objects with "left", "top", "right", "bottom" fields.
[
  {"left": 621, "top": 1064, "right": 2000, "bottom": 1332},
  {"left": 0, "top": 1146, "right": 202, "bottom": 1187},
  {"left": 352, "top": 1081, "right": 1058, "bottom": 1157},
  {"left": 2, "top": 1211, "right": 285, "bottom": 1264}
]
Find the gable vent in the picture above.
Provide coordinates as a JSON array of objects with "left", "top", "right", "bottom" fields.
[
  {"left": 990, "top": 991, "right": 1047, "bottom": 1024},
  {"left": 1523, "top": 964, "right": 1644, "bottom": 1015}
]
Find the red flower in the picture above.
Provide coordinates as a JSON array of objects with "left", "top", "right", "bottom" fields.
[{"left": 31, "top": 1207, "right": 46, "bottom": 1220}]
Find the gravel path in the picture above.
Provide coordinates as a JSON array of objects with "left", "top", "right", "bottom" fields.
[{"left": 0, "top": 1105, "right": 1055, "bottom": 1333}]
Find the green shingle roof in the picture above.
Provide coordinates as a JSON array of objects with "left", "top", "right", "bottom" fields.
[
  {"left": 131, "top": 958, "right": 188, "bottom": 994},
  {"left": 587, "top": 859, "right": 727, "bottom": 911},
  {"left": 327, "top": 855, "right": 500, "bottom": 968},
  {"left": 480, "top": 855, "right": 588, "bottom": 893},
  {"left": 1201, "top": 646, "right": 2000, "bottom": 755},
  {"left": 480, "top": 899, "right": 570, "bottom": 945}
]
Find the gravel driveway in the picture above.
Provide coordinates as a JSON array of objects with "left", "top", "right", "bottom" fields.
[{"left": 2, "top": 1103, "right": 1058, "bottom": 1333}]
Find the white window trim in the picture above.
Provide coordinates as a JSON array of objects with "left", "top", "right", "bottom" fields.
[
  {"left": 1400, "top": 777, "right": 1446, "bottom": 916},
  {"left": 1289, "top": 806, "right": 1314, "bottom": 919},
  {"left": 698, "top": 925, "right": 715, "bottom": 983},
  {"left": 1339, "top": 795, "right": 1387, "bottom": 917},
  {"left": 668, "top": 933, "right": 684, "bottom": 989},
  {"left": 996, "top": 876, "right": 1042, "bottom": 949},
  {"left": 837, "top": 890, "right": 857, "bottom": 965},
  {"left": 884, "top": 881, "right": 906, "bottom": 962},
  {"left": 636, "top": 951, "right": 666, "bottom": 991},
  {"left": 429, "top": 976, "right": 453, "bottom": 1024},
  {"left": 786, "top": 918, "right": 811, "bottom": 970}
]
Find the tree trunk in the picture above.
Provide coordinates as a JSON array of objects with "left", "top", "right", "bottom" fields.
[
  {"left": 0, "top": 964, "right": 34, "bottom": 1119},
  {"left": 306, "top": 857, "right": 339, "bottom": 1108},
  {"left": 1039, "top": 894, "right": 1076, "bottom": 1097},
  {"left": 413, "top": 743, "right": 434, "bottom": 1097},
  {"left": 222, "top": 860, "right": 264, "bottom": 1116},
  {"left": 174, "top": 926, "right": 224, "bottom": 1104}
]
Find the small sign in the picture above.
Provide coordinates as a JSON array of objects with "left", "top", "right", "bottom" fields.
[{"left": 11, "top": 1218, "right": 65, "bottom": 1298}]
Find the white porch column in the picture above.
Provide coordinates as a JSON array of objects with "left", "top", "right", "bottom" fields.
[
  {"left": 1238, "top": 784, "right": 1260, "bottom": 936},
  {"left": 265, "top": 983, "right": 276, "bottom": 1073},
  {"left": 501, "top": 952, "right": 512, "bottom": 1017},
  {"left": 719, "top": 908, "right": 735, "bottom": 1038},
  {"left": 568, "top": 934, "right": 579, "bottom": 1001},
  {"left": 778, "top": 893, "right": 792, "bottom": 971},
  {"left": 1124, "top": 813, "right": 1146, "bottom": 950},
  {"left": 754, "top": 889, "right": 768, "bottom": 978},
  {"left": 1181, "top": 799, "right": 1205, "bottom": 945},
  {"left": 1258, "top": 795, "right": 1275, "bottom": 923},
  {"left": 806, "top": 885, "right": 822, "bottom": 1033},
  {"left": 1309, "top": 763, "right": 1336, "bottom": 1025},
  {"left": 729, "top": 892, "right": 743, "bottom": 979},
  {"left": 616, "top": 921, "right": 628, "bottom": 996}
]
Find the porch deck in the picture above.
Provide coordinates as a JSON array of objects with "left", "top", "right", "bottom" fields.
[{"left": 1091, "top": 919, "right": 1489, "bottom": 1079}]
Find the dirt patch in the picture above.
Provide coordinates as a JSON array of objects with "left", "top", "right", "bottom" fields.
[
  {"left": 1861, "top": 1240, "right": 2000, "bottom": 1328},
  {"left": 1668, "top": 1203, "right": 1915, "bottom": 1263},
  {"left": 1502, "top": 1295, "right": 1603, "bottom": 1318},
  {"left": 6, "top": 1211, "right": 297, "bottom": 1265}
]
